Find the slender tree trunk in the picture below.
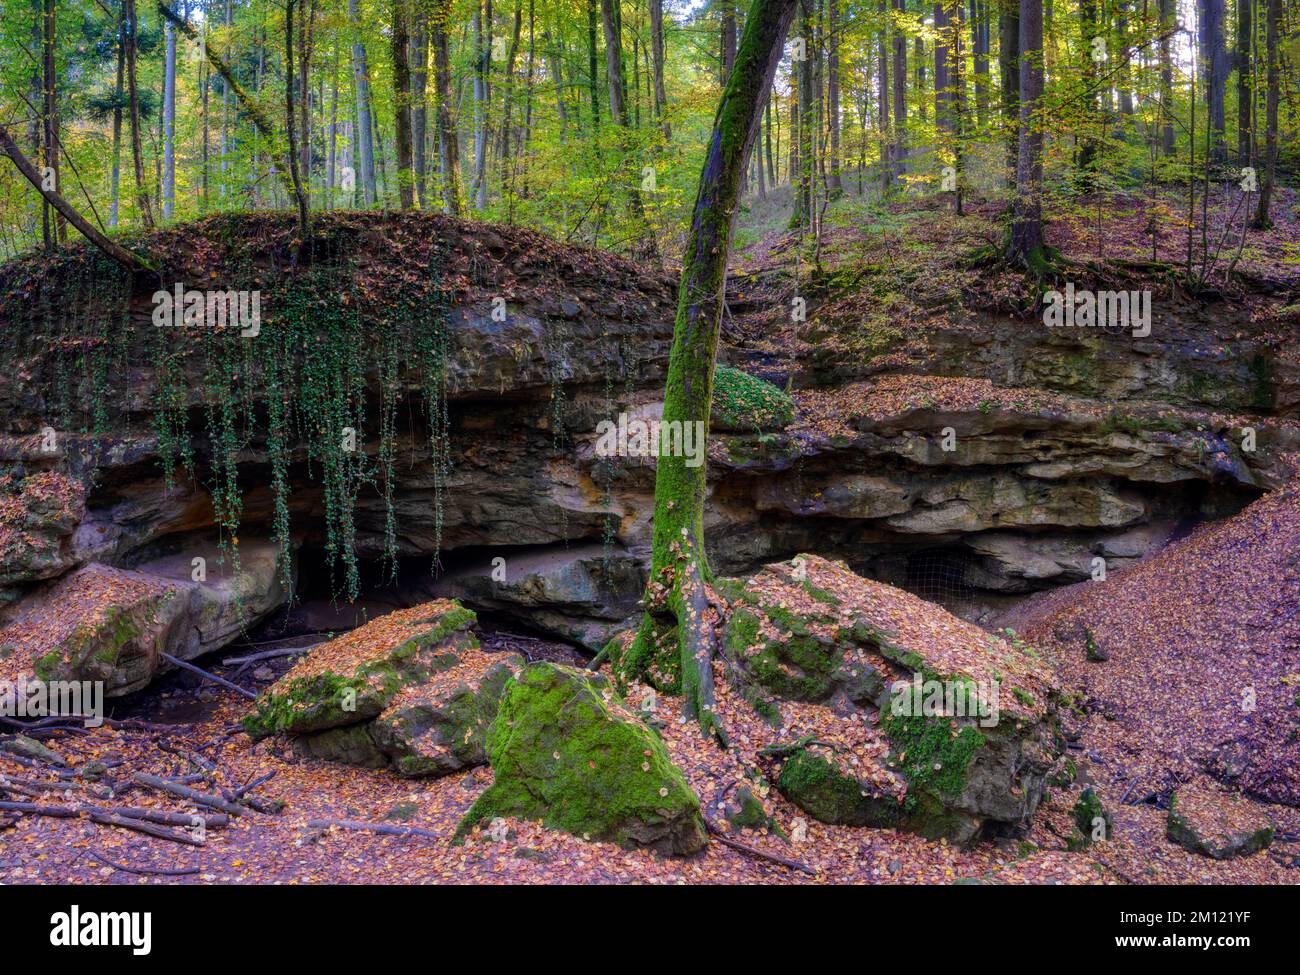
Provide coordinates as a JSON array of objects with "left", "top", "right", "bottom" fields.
[
  {"left": 1252, "top": 0, "right": 1279, "bottom": 227},
  {"left": 1159, "top": 0, "right": 1176, "bottom": 154},
  {"left": 1237, "top": 0, "right": 1253, "bottom": 164},
  {"left": 879, "top": 0, "right": 891, "bottom": 191},
  {"left": 601, "top": 0, "right": 656, "bottom": 257},
  {"left": 999, "top": 0, "right": 1020, "bottom": 179},
  {"left": 891, "top": 0, "right": 907, "bottom": 178},
  {"left": 789, "top": 2, "right": 813, "bottom": 227},
  {"left": 1078, "top": 0, "right": 1100, "bottom": 188},
  {"left": 626, "top": 0, "right": 798, "bottom": 740},
  {"left": 587, "top": 0, "right": 601, "bottom": 126},
  {"left": 827, "top": 0, "right": 843, "bottom": 194},
  {"left": 348, "top": 0, "right": 376, "bottom": 203},
  {"left": 1198, "top": 0, "right": 1229, "bottom": 163},
  {"left": 125, "top": 0, "right": 155, "bottom": 227},
  {"left": 392, "top": 0, "right": 415, "bottom": 208},
  {"left": 1007, "top": 0, "right": 1044, "bottom": 264},
  {"left": 283, "top": 0, "right": 310, "bottom": 239},
  {"left": 44, "top": 0, "right": 65, "bottom": 244},
  {"left": 163, "top": 18, "right": 177, "bottom": 220},
  {"left": 649, "top": 0, "right": 670, "bottom": 136},
  {"left": 110, "top": 6, "right": 126, "bottom": 227},
  {"left": 721, "top": 0, "right": 738, "bottom": 83},
  {"left": 412, "top": 11, "right": 429, "bottom": 206},
  {"left": 972, "top": 0, "right": 989, "bottom": 126},
  {"left": 472, "top": 2, "right": 489, "bottom": 209},
  {"left": 432, "top": 0, "right": 462, "bottom": 215},
  {"left": 0, "top": 124, "right": 151, "bottom": 269}
]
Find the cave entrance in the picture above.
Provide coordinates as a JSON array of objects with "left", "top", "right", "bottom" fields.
[{"left": 902, "top": 547, "right": 981, "bottom": 621}]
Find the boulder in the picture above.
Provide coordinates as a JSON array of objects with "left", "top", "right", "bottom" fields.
[
  {"left": 0, "top": 541, "right": 288, "bottom": 696},
  {"left": 1167, "top": 779, "right": 1275, "bottom": 860},
  {"left": 369, "top": 651, "right": 523, "bottom": 777},
  {"left": 459, "top": 662, "right": 708, "bottom": 855},
  {"left": 725, "top": 555, "right": 1061, "bottom": 842},
  {"left": 0, "top": 471, "right": 86, "bottom": 604},
  {"left": 243, "top": 600, "right": 478, "bottom": 739}
]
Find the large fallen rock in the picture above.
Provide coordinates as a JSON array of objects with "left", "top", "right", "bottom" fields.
[
  {"left": 717, "top": 555, "right": 1061, "bottom": 842},
  {"left": 243, "top": 600, "right": 479, "bottom": 738},
  {"left": 459, "top": 662, "right": 708, "bottom": 855},
  {"left": 1167, "top": 779, "right": 1275, "bottom": 860},
  {"left": 0, "top": 471, "right": 86, "bottom": 606},
  {"left": 0, "top": 542, "right": 286, "bottom": 696},
  {"left": 247, "top": 599, "right": 524, "bottom": 779}
]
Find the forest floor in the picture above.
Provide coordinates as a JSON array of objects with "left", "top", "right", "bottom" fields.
[{"left": 2, "top": 187, "right": 1297, "bottom": 884}]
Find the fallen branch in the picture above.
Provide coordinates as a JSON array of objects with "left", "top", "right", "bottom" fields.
[
  {"left": 88, "top": 811, "right": 204, "bottom": 846},
  {"left": 159, "top": 653, "right": 258, "bottom": 700},
  {"left": 0, "top": 123, "right": 153, "bottom": 271},
  {"left": 86, "top": 849, "right": 199, "bottom": 876},
  {"left": 222, "top": 646, "right": 314, "bottom": 667},
  {"left": 131, "top": 773, "right": 244, "bottom": 816},
  {"left": 0, "top": 799, "right": 226, "bottom": 830},
  {"left": 705, "top": 821, "right": 817, "bottom": 876},
  {"left": 306, "top": 818, "right": 440, "bottom": 840},
  {"left": 232, "top": 771, "right": 276, "bottom": 799}
]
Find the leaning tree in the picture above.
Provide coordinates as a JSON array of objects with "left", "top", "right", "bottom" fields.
[{"left": 617, "top": 0, "right": 799, "bottom": 742}]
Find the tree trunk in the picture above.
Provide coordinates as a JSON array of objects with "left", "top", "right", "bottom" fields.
[
  {"left": 111, "top": 4, "right": 126, "bottom": 227},
  {"left": 789, "top": 2, "right": 813, "bottom": 228},
  {"left": 1007, "top": 0, "right": 1044, "bottom": 264},
  {"left": 125, "top": 0, "right": 155, "bottom": 227},
  {"left": 721, "top": 0, "right": 738, "bottom": 83},
  {"left": 1252, "top": 0, "right": 1279, "bottom": 227},
  {"left": 649, "top": 0, "right": 670, "bottom": 136},
  {"left": 999, "top": 0, "right": 1020, "bottom": 179},
  {"left": 1198, "top": 0, "right": 1229, "bottom": 163},
  {"left": 392, "top": 0, "right": 415, "bottom": 208},
  {"left": 349, "top": 0, "right": 377, "bottom": 204},
  {"left": 412, "top": 11, "right": 429, "bottom": 207},
  {"left": 1078, "top": 0, "right": 1100, "bottom": 188},
  {"left": 626, "top": 0, "right": 798, "bottom": 740},
  {"left": 1159, "top": 0, "right": 1175, "bottom": 154},
  {"left": 0, "top": 124, "right": 151, "bottom": 270},
  {"left": 827, "top": 0, "right": 843, "bottom": 194},
  {"left": 432, "top": 0, "right": 462, "bottom": 215},
  {"left": 891, "top": 0, "right": 907, "bottom": 178},
  {"left": 283, "top": 0, "right": 310, "bottom": 240},
  {"left": 587, "top": 0, "right": 601, "bottom": 126},
  {"left": 163, "top": 18, "right": 177, "bottom": 220},
  {"left": 879, "top": 0, "right": 891, "bottom": 191},
  {"left": 1237, "top": 0, "right": 1253, "bottom": 164},
  {"left": 472, "top": 2, "right": 489, "bottom": 209},
  {"left": 972, "top": 0, "right": 989, "bottom": 125},
  {"left": 600, "top": 0, "right": 657, "bottom": 257}
]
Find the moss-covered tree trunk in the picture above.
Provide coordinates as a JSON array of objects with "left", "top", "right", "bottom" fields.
[{"left": 624, "top": 0, "right": 798, "bottom": 741}]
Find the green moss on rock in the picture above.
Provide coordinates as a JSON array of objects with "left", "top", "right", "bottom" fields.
[
  {"left": 458, "top": 662, "right": 708, "bottom": 855},
  {"left": 776, "top": 748, "right": 902, "bottom": 827},
  {"left": 711, "top": 365, "right": 796, "bottom": 432}
]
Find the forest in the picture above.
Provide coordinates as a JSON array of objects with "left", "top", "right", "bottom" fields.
[{"left": 0, "top": 0, "right": 1296, "bottom": 897}]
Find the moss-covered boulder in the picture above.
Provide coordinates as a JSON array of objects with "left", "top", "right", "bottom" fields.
[
  {"left": 243, "top": 600, "right": 478, "bottom": 739},
  {"left": 1167, "top": 780, "right": 1274, "bottom": 860},
  {"left": 369, "top": 652, "right": 523, "bottom": 777},
  {"left": 711, "top": 365, "right": 796, "bottom": 432},
  {"left": 459, "top": 662, "right": 708, "bottom": 855},
  {"left": 776, "top": 748, "right": 903, "bottom": 827},
  {"left": 728, "top": 556, "right": 1061, "bottom": 843}
]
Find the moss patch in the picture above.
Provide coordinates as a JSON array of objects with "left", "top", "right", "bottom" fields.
[{"left": 458, "top": 662, "right": 707, "bottom": 855}]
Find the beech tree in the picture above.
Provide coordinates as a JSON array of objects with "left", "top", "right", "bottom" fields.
[{"left": 621, "top": 0, "right": 797, "bottom": 739}]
